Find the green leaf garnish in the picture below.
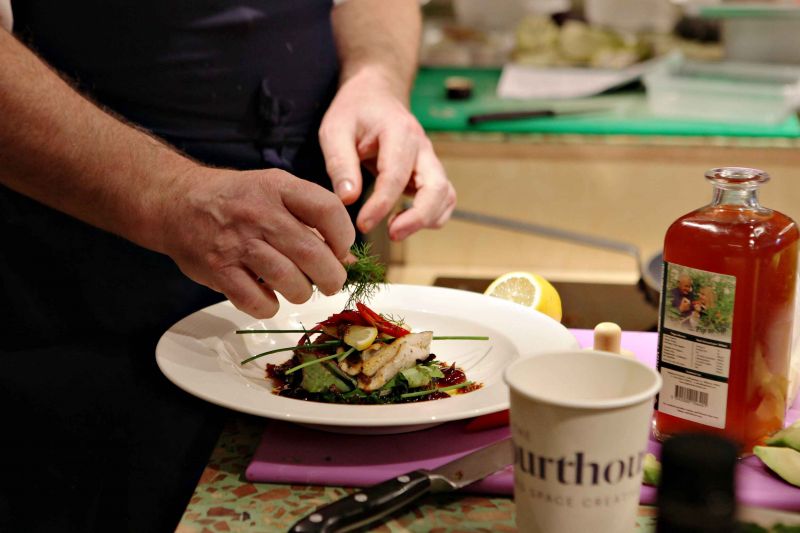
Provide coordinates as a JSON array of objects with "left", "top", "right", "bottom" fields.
[
  {"left": 400, "top": 364, "right": 444, "bottom": 388},
  {"left": 343, "top": 242, "right": 385, "bottom": 307}
]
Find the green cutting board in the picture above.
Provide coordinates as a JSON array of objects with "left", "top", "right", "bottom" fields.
[{"left": 411, "top": 67, "right": 800, "bottom": 138}]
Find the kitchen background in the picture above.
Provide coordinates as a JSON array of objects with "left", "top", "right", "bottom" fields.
[{"left": 376, "top": 0, "right": 800, "bottom": 331}]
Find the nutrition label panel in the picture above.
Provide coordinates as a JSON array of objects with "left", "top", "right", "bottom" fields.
[
  {"left": 658, "top": 330, "right": 730, "bottom": 428},
  {"left": 661, "top": 332, "right": 730, "bottom": 378}
]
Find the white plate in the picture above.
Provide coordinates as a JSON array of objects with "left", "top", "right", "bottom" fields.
[{"left": 156, "top": 284, "right": 578, "bottom": 434}]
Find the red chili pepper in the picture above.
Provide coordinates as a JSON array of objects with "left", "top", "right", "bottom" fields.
[
  {"left": 318, "top": 310, "right": 369, "bottom": 328},
  {"left": 464, "top": 410, "right": 509, "bottom": 432},
  {"left": 355, "top": 302, "right": 410, "bottom": 338},
  {"left": 355, "top": 302, "right": 382, "bottom": 325}
]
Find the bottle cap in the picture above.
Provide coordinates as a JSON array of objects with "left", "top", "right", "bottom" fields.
[{"left": 656, "top": 433, "right": 739, "bottom": 533}]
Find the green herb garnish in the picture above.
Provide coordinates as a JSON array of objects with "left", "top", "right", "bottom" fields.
[
  {"left": 432, "top": 336, "right": 489, "bottom": 341},
  {"left": 235, "top": 329, "right": 311, "bottom": 334},
  {"left": 237, "top": 333, "right": 488, "bottom": 365},
  {"left": 285, "top": 348, "right": 354, "bottom": 375},
  {"left": 240, "top": 340, "right": 342, "bottom": 365},
  {"left": 342, "top": 242, "right": 385, "bottom": 307},
  {"left": 236, "top": 330, "right": 489, "bottom": 342}
]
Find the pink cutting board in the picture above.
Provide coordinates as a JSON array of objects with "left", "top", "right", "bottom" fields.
[{"left": 246, "top": 329, "right": 800, "bottom": 511}]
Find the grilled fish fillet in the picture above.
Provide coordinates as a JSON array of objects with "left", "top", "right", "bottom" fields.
[{"left": 358, "top": 331, "right": 433, "bottom": 391}]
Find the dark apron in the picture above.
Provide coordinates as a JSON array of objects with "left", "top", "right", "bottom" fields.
[
  {"left": 5, "top": 0, "right": 340, "bottom": 343},
  {"left": 2, "top": 2, "right": 338, "bottom": 531}
]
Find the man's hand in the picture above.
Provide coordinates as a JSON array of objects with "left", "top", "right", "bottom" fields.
[
  {"left": 319, "top": 68, "right": 456, "bottom": 241},
  {"left": 0, "top": 29, "right": 357, "bottom": 320},
  {"left": 324, "top": 0, "right": 456, "bottom": 241},
  {"left": 156, "top": 167, "right": 356, "bottom": 318}
]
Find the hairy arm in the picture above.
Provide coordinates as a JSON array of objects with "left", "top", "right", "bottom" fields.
[
  {"left": 332, "top": 0, "right": 421, "bottom": 101},
  {"left": 0, "top": 28, "right": 355, "bottom": 317},
  {"left": 0, "top": 27, "right": 192, "bottom": 253},
  {"left": 321, "top": 0, "right": 455, "bottom": 240}
]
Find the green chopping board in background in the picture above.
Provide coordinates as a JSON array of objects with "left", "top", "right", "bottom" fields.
[{"left": 410, "top": 67, "right": 800, "bottom": 138}]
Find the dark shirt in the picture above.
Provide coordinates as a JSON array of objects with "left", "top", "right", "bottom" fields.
[
  {"left": 670, "top": 287, "right": 695, "bottom": 317},
  {"left": 1, "top": 3, "right": 340, "bottom": 531}
]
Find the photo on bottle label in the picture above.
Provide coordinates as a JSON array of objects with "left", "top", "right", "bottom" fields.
[{"left": 662, "top": 263, "right": 735, "bottom": 342}]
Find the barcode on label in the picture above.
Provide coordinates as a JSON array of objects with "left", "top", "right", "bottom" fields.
[{"left": 674, "top": 385, "right": 709, "bottom": 407}]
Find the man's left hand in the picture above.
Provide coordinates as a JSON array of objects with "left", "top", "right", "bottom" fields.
[{"left": 319, "top": 67, "right": 456, "bottom": 241}]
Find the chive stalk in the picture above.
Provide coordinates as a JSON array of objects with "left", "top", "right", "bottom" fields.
[
  {"left": 236, "top": 329, "right": 312, "bottom": 334},
  {"left": 236, "top": 330, "right": 489, "bottom": 342},
  {"left": 240, "top": 340, "right": 342, "bottom": 365},
  {"left": 432, "top": 336, "right": 489, "bottom": 340},
  {"left": 285, "top": 352, "right": 340, "bottom": 374}
]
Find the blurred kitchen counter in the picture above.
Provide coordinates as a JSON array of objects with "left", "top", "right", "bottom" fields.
[{"left": 381, "top": 67, "right": 800, "bottom": 288}]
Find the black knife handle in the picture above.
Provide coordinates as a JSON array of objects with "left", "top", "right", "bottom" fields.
[{"left": 288, "top": 470, "right": 432, "bottom": 533}]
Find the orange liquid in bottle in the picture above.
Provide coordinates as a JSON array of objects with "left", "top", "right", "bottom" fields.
[{"left": 654, "top": 168, "right": 798, "bottom": 454}]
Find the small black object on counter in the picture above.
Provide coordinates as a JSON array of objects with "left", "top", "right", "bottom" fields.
[
  {"left": 657, "top": 433, "right": 740, "bottom": 533},
  {"left": 444, "top": 76, "right": 473, "bottom": 100}
]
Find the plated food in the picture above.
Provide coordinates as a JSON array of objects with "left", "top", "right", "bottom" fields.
[
  {"left": 238, "top": 302, "right": 487, "bottom": 405},
  {"left": 156, "top": 284, "right": 577, "bottom": 432}
]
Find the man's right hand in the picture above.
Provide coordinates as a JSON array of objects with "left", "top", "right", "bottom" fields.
[
  {"left": 153, "top": 167, "right": 356, "bottom": 318},
  {"left": 0, "top": 29, "right": 356, "bottom": 319}
]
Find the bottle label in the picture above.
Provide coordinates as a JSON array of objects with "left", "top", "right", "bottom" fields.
[{"left": 656, "top": 262, "right": 736, "bottom": 429}]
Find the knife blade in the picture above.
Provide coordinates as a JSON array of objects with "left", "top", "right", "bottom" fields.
[{"left": 288, "top": 437, "right": 513, "bottom": 533}]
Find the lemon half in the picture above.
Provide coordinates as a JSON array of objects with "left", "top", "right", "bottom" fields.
[{"left": 484, "top": 271, "right": 563, "bottom": 322}]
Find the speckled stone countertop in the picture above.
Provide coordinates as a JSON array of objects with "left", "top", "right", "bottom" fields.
[{"left": 177, "top": 415, "right": 659, "bottom": 532}]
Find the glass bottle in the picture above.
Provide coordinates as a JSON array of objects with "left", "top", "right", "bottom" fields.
[{"left": 653, "top": 167, "right": 798, "bottom": 454}]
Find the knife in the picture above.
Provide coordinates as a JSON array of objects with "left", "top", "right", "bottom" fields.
[
  {"left": 288, "top": 437, "right": 513, "bottom": 533},
  {"left": 467, "top": 108, "right": 608, "bottom": 125}
]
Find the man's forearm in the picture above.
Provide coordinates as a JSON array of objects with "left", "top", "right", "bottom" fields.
[
  {"left": 0, "top": 28, "right": 195, "bottom": 252},
  {"left": 331, "top": 0, "right": 422, "bottom": 102}
]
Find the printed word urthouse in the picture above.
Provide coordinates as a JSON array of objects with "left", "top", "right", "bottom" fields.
[{"left": 655, "top": 167, "right": 798, "bottom": 454}]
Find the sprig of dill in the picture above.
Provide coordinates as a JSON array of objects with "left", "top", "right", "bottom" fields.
[{"left": 342, "top": 242, "right": 385, "bottom": 308}]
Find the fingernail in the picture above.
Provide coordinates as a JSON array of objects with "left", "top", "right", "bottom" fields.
[
  {"left": 391, "top": 229, "right": 408, "bottom": 241},
  {"left": 358, "top": 217, "right": 374, "bottom": 233},
  {"left": 335, "top": 180, "right": 354, "bottom": 197}
]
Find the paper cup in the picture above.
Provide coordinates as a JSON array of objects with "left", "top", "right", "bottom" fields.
[{"left": 505, "top": 350, "right": 662, "bottom": 533}]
